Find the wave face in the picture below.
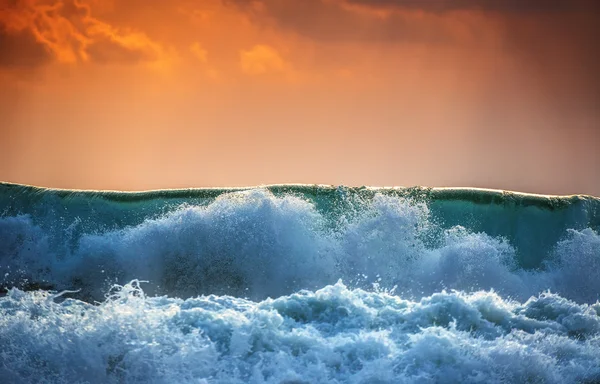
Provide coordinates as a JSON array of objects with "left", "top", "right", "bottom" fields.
[{"left": 1, "top": 183, "right": 599, "bottom": 383}]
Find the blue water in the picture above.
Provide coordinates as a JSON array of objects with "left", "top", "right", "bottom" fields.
[{"left": 1, "top": 183, "right": 599, "bottom": 383}]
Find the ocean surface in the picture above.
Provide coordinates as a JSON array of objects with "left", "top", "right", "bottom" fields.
[{"left": 1, "top": 182, "right": 599, "bottom": 383}]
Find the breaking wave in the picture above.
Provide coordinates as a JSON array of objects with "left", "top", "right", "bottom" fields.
[{"left": 0, "top": 183, "right": 599, "bottom": 383}]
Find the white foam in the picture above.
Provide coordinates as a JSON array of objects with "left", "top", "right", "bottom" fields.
[
  {"left": 1, "top": 189, "right": 599, "bottom": 303},
  {"left": 1, "top": 281, "right": 599, "bottom": 383}
]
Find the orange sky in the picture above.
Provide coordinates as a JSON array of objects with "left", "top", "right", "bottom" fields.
[{"left": 1, "top": 0, "right": 599, "bottom": 195}]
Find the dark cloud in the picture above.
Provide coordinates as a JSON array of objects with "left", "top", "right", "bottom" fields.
[
  {"left": 0, "top": 29, "right": 51, "bottom": 68},
  {"left": 224, "top": 0, "right": 455, "bottom": 43},
  {"left": 344, "top": 0, "right": 599, "bottom": 13},
  {"left": 498, "top": 12, "right": 600, "bottom": 112},
  {"left": 223, "top": 0, "right": 599, "bottom": 45},
  {"left": 226, "top": 0, "right": 599, "bottom": 108}
]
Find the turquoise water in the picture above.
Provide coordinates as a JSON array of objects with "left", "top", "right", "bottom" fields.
[{"left": 1, "top": 183, "right": 599, "bottom": 383}]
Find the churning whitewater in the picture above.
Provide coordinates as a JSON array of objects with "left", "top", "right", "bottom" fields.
[{"left": 1, "top": 183, "right": 599, "bottom": 383}]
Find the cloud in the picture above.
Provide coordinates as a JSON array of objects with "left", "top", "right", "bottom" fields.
[
  {"left": 240, "top": 44, "right": 288, "bottom": 75},
  {"left": 497, "top": 11, "right": 600, "bottom": 111},
  {"left": 224, "top": 0, "right": 465, "bottom": 43},
  {"left": 0, "top": 0, "right": 170, "bottom": 67},
  {"left": 226, "top": 0, "right": 599, "bottom": 106},
  {"left": 342, "top": 0, "right": 598, "bottom": 13},
  {"left": 224, "top": 0, "right": 599, "bottom": 43},
  {"left": 0, "top": 28, "right": 52, "bottom": 68},
  {"left": 191, "top": 41, "right": 222, "bottom": 80},
  {"left": 190, "top": 42, "right": 208, "bottom": 63}
]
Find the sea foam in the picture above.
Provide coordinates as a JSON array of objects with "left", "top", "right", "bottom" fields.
[
  {"left": 1, "top": 186, "right": 598, "bottom": 303},
  {"left": 0, "top": 184, "right": 599, "bottom": 383},
  {"left": 1, "top": 281, "right": 599, "bottom": 383}
]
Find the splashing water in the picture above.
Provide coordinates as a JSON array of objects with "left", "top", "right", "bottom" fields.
[{"left": 0, "top": 184, "right": 599, "bottom": 383}]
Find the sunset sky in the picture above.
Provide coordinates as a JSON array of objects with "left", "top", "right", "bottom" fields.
[{"left": 1, "top": 0, "right": 599, "bottom": 195}]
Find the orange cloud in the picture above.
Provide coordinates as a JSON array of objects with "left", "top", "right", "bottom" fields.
[
  {"left": 0, "top": 0, "right": 170, "bottom": 66},
  {"left": 190, "top": 41, "right": 208, "bottom": 63},
  {"left": 240, "top": 44, "right": 289, "bottom": 75},
  {"left": 226, "top": 0, "right": 599, "bottom": 108}
]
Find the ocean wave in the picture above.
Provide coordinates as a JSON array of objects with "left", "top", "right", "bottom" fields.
[
  {"left": 1, "top": 184, "right": 600, "bottom": 383},
  {"left": 1, "top": 186, "right": 599, "bottom": 303},
  {"left": 1, "top": 280, "right": 599, "bottom": 383}
]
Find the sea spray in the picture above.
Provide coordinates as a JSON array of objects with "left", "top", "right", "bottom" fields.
[
  {"left": 1, "top": 183, "right": 599, "bottom": 383},
  {"left": 1, "top": 280, "right": 599, "bottom": 383},
  {"left": 1, "top": 184, "right": 599, "bottom": 302}
]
